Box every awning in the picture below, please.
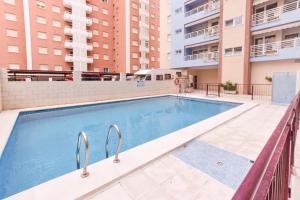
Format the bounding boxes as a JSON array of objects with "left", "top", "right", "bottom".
[
  {"left": 134, "top": 70, "right": 152, "bottom": 75},
  {"left": 253, "top": 0, "right": 272, "bottom": 6}
]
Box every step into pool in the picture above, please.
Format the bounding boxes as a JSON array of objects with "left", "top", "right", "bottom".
[{"left": 0, "top": 96, "right": 240, "bottom": 198}]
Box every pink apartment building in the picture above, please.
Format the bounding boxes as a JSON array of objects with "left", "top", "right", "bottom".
[{"left": 0, "top": 0, "right": 160, "bottom": 73}]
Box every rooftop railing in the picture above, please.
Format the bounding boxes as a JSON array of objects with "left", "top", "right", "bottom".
[
  {"left": 184, "top": 51, "right": 219, "bottom": 62},
  {"left": 185, "top": 0, "right": 220, "bottom": 17},
  {"left": 252, "top": 0, "right": 300, "bottom": 26},
  {"left": 185, "top": 25, "right": 219, "bottom": 39},
  {"left": 251, "top": 38, "right": 300, "bottom": 57},
  {"left": 233, "top": 91, "right": 300, "bottom": 199}
]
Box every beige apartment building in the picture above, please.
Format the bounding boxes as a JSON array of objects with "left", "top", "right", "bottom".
[
  {"left": 171, "top": 0, "right": 300, "bottom": 86},
  {"left": 0, "top": 0, "right": 160, "bottom": 73}
]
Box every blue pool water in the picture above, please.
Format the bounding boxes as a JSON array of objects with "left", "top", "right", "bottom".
[{"left": 0, "top": 96, "right": 239, "bottom": 198}]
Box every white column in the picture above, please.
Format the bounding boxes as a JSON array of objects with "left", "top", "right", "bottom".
[
  {"left": 23, "top": 0, "right": 33, "bottom": 70},
  {"left": 125, "top": 0, "right": 131, "bottom": 73}
]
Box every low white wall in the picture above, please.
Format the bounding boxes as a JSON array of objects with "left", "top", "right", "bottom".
[{"left": 1, "top": 71, "right": 178, "bottom": 110}]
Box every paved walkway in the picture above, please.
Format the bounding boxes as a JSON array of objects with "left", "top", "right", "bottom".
[{"left": 85, "top": 102, "right": 286, "bottom": 200}]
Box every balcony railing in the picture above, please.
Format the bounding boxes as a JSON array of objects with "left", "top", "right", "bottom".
[
  {"left": 233, "top": 91, "right": 300, "bottom": 199},
  {"left": 185, "top": 0, "right": 220, "bottom": 17},
  {"left": 185, "top": 25, "right": 219, "bottom": 39},
  {"left": 252, "top": 0, "right": 300, "bottom": 26},
  {"left": 184, "top": 51, "right": 219, "bottom": 62},
  {"left": 251, "top": 38, "right": 300, "bottom": 57}
]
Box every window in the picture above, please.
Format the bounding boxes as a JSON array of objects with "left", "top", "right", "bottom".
[
  {"left": 38, "top": 47, "right": 48, "bottom": 54},
  {"left": 93, "top": 18, "right": 99, "bottom": 24},
  {"left": 4, "top": 0, "right": 15, "bottom": 5},
  {"left": 132, "top": 53, "right": 138, "bottom": 58},
  {"left": 102, "top": 0, "right": 108, "bottom": 3},
  {"left": 7, "top": 45, "right": 19, "bottom": 53},
  {"left": 225, "top": 46, "right": 243, "bottom": 56},
  {"left": 132, "top": 16, "right": 138, "bottom": 22},
  {"left": 225, "top": 48, "right": 233, "bottom": 56},
  {"left": 36, "top": 16, "right": 46, "bottom": 24},
  {"left": 132, "top": 41, "right": 138, "bottom": 46},
  {"left": 54, "top": 65, "right": 62, "bottom": 71},
  {"left": 132, "top": 28, "right": 138, "bottom": 34},
  {"left": 93, "top": 54, "right": 99, "bottom": 59},
  {"left": 175, "top": 29, "right": 182, "bottom": 34},
  {"left": 39, "top": 64, "right": 48, "bottom": 71},
  {"left": 102, "top": 9, "right": 108, "bottom": 15},
  {"left": 93, "top": 5, "right": 99, "bottom": 11},
  {"left": 225, "top": 16, "right": 243, "bottom": 27},
  {"left": 104, "top": 68, "right": 109, "bottom": 73},
  {"left": 37, "top": 32, "right": 47, "bottom": 40},
  {"left": 52, "top": 20, "right": 61, "bottom": 27},
  {"left": 225, "top": 19, "right": 234, "bottom": 27},
  {"left": 93, "top": 30, "right": 99, "bottom": 36},
  {"left": 53, "top": 35, "right": 62, "bottom": 42},
  {"left": 36, "top": 1, "right": 46, "bottom": 9},
  {"left": 175, "top": 49, "right": 182, "bottom": 54},
  {"left": 103, "top": 44, "right": 109, "bottom": 49},
  {"left": 103, "top": 55, "right": 109, "bottom": 60},
  {"left": 102, "top": 20, "right": 109, "bottom": 26},
  {"left": 93, "top": 42, "right": 99, "bottom": 47},
  {"left": 94, "top": 68, "right": 100, "bottom": 72},
  {"left": 52, "top": 6, "right": 60, "bottom": 13},
  {"left": 53, "top": 49, "right": 62, "bottom": 56},
  {"left": 5, "top": 13, "right": 16, "bottom": 21},
  {"left": 132, "top": 3, "right": 138, "bottom": 9},
  {"left": 6, "top": 29, "right": 17, "bottom": 37},
  {"left": 103, "top": 32, "right": 109, "bottom": 37},
  {"left": 234, "top": 47, "right": 243, "bottom": 55},
  {"left": 8, "top": 64, "right": 20, "bottom": 69},
  {"left": 175, "top": 7, "right": 182, "bottom": 13}
]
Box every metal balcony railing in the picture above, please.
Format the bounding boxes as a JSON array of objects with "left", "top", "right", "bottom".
[
  {"left": 251, "top": 38, "right": 300, "bottom": 57},
  {"left": 252, "top": 0, "right": 300, "bottom": 26},
  {"left": 185, "top": 25, "right": 219, "bottom": 39},
  {"left": 184, "top": 51, "right": 219, "bottom": 62},
  {"left": 185, "top": 0, "right": 220, "bottom": 17}
]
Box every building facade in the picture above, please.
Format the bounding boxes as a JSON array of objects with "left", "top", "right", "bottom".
[
  {"left": 0, "top": 0, "right": 160, "bottom": 73},
  {"left": 159, "top": 0, "right": 172, "bottom": 69},
  {"left": 171, "top": 0, "right": 300, "bottom": 85}
]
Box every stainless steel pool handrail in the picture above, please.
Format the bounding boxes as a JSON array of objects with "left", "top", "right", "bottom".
[
  {"left": 105, "top": 124, "right": 122, "bottom": 163},
  {"left": 76, "top": 131, "right": 90, "bottom": 178}
]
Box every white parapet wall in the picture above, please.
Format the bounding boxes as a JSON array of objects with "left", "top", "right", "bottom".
[{"left": 1, "top": 71, "right": 178, "bottom": 110}]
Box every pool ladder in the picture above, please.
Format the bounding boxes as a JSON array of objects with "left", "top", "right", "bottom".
[{"left": 75, "top": 124, "right": 123, "bottom": 178}]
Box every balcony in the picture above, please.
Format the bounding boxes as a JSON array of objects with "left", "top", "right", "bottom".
[
  {"left": 64, "top": 11, "right": 72, "bottom": 22},
  {"left": 86, "top": 4, "right": 93, "bottom": 14},
  {"left": 252, "top": 1, "right": 300, "bottom": 31},
  {"left": 182, "top": 52, "right": 219, "bottom": 68},
  {"left": 64, "top": 41, "right": 73, "bottom": 49},
  {"left": 184, "top": 0, "right": 220, "bottom": 24},
  {"left": 87, "top": 44, "right": 93, "bottom": 51},
  {"left": 184, "top": 25, "right": 219, "bottom": 46},
  {"left": 86, "top": 18, "right": 93, "bottom": 26},
  {"left": 64, "top": 27, "right": 73, "bottom": 36},
  {"left": 87, "top": 57, "right": 93, "bottom": 64},
  {"left": 63, "top": 0, "right": 72, "bottom": 8},
  {"left": 65, "top": 55, "right": 73, "bottom": 62},
  {"left": 250, "top": 38, "right": 300, "bottom": 62}
]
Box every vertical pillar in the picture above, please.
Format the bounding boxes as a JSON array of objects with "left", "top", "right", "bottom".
[
  {"left": 23, "top": 0, "right": 33, "bottom": 70},
  {"left": 73, "top": 71, "right": 82, "bottom": 82}
]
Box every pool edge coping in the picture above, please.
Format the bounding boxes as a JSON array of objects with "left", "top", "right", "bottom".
[{"left": 1, "top": 94, "right": 257, "bottom": 200}]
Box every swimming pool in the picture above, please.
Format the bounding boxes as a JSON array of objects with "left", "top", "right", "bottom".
[{"left": 0, "top": 96, "right": 239, "bottom": 198}]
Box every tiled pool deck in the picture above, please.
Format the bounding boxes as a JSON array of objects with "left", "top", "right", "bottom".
[{"left": 86, "top": 96, "right": 287, "bottom": 200}]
